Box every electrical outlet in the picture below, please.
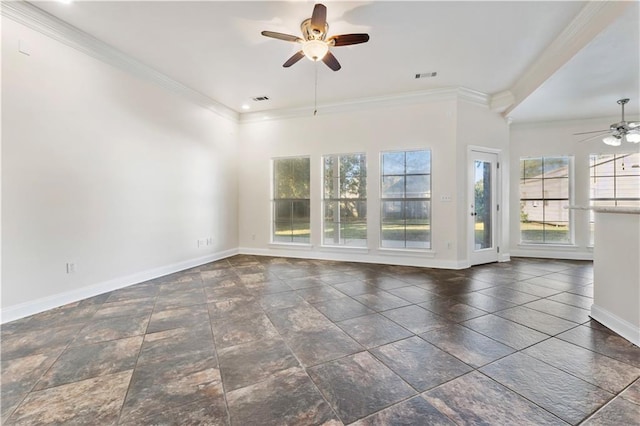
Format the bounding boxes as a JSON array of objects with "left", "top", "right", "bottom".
[
  {"left": 66, "top": 262, "right": 76, "bottom": 274},
  {"left": 441, "top": 195, "right": 452, "bottom": 202},
  {"left": 251, "top": 234, "right": 256, "bottom": 241},
  {"left": 197, "top": 239, "right": 207, "bottom": 248},
  {"left": 206, "top": 237, "right": 213, "bottom": 246}
]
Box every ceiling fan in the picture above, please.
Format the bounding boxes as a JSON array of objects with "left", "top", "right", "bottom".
[
  {"left": 261, "top": 3, "right": 369, "bottom": 71},
  {"left": 575, "top": 99, "right": 640, "bottom": 146}
]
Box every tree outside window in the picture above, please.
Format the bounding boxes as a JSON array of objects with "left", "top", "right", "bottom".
[
  {"left": 380, "top": 150, "right": 431, "bottom": 249},
  {"left": 272, "top": 157, "right": 310, "bottom": 243}
]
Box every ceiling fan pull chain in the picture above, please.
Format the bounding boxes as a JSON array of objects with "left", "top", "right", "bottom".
[{"left": 314, "top": 63, "right": 318, "bottom": 116}]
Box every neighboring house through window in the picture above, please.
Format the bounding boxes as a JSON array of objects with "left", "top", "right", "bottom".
[
  {"left": 589, "top": 153, "right": 640, "bottom": 245},
  {"left": 519, "top": 156, "right": 572, "bottom": 244}
]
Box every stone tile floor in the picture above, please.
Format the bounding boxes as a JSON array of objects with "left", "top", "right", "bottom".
[{"left": 1, "top": 255, "right": 639, "bottom": 425}]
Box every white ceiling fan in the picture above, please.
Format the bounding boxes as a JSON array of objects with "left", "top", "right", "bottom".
[{"left": 575, "top": 99, "right": 640, "bottom": 146}]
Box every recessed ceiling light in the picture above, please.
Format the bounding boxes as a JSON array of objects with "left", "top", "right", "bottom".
[
  {"left": 241, "top": 104, "right": 250, "bottom": 110},
  {"left": 58, "top": 0, "right": 73, "bottom": 4}
]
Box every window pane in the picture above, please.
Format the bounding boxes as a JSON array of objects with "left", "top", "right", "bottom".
[
  {"left": 591, "top": 177, "right": 615, "bottom": 199},
  {"left": 589, "top": 153, "right": 640, "bottom": 249},
  {"left": 324, "top": 201, "right": 338, "bottom": 223},
  {"left": 382, "top": 176, "right": 405, "bottom": 198},
  {"left": 324, "top": 157, "right": 336, "bottom": 199},
  {"left": 544, "top": 177, "right": 569, "bottom": 199},
  {"left": 273, "top": 222, "right": 293, "bottom": 242},
  {"left": 521, "top": 222, "right": 544, "bottom": 244},
  {"left": 382, "top": 152, "right": 405, "bottom": 175},
  {"left": 275, "top": 157, "right": 310, "bottom": 199},
  {"left": 291, "top": 200, "right": 310, "bottom": 220},
  {"left": 382, "top": 201, "right": 404, "bottom": 221},
  {"left": 341, "top": 200, "right": 366, "bottom": 221},
  {"left": 341, "top": 221, "right": 367, "bottom": 246},
  {"left": 544, "top": 200, "right": 569, "bottom": 223},
  {"left": 406, "top": 175, "right": 430, "bottom": 198},
  {"left": 381, "top": 150, "right": 431, "bottom": 249},
  {"left": 323, "top": 153, "right": 367, "bottom": 247},
  {"left": 544, "top": 222, "right": 570, "bottom": 244},
  {"left": 543, "top": 157, "right": 568, "bottom": 177},
  {"left": 519, "top": 156, "right": 572, "bottom": 245},
  {"left": 522, "top": 158, "right": 543, "bottom": 178},
  {"left": 406, "top": 225, "right": 430, "bottom": 249},
  {"left": 406, "top": 150, "right": 430, "bottom": 174},
  {"left": 616, "top": 153, "right": 640, "bottom": 176},
  {"left": 340, "top": 174, "right": 364, "bottom": 198},
  {"left": 291, "top": 222, "right": 310, "bottom": 243},
  {"left": 617, "top": 176, "right": 640, "bottom": 199},
  {"left": 274, "top": 201, "right": 291, "bottom": 222},
  {"left": 405, "top": 200, "right": 429, "bottom": 222},
  {"left": 292, "top": 158, "right": 311, "bottom": 197},
  {"left": 520, "top": 178, "right": 543, "bottom": 199},
  {"left": 273, "top": 157, "right": 310, "bottom": 243},
  {"left": 381, "top": 222, "right": 406, "bottom": 248}
]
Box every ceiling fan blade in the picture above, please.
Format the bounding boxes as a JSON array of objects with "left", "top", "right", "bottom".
[
  {"left": 261, "top": 31, "right": 303, "bottom": 43},
  {"left": 577, "top": 132, "right": 610, "bottom": 143},
  {"left": 283, "top": 51, "right": 305, "bottom": 67},
  {"left": 573, "top": 129, "right": 609, "bottom": 135},
  {"left": 322, "top": 51, "right": 341, "bottom": 71},
  {"left": 310, "top": 3, "right": 327, "bottom": 33},
  {"left": 329, "top": 33, "right": 370, "bottom": 46}
]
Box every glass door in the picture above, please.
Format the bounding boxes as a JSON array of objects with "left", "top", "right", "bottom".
[{"left": 469, "top": 150, "right": 499, "bottom": 265}]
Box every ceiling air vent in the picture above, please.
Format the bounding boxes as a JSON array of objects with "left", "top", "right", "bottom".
[
  {"left": 252, "top": 96, "right": 270, "bottom": 101},
  {"left": 415, "top": 72, "right": 437, "bottom": 79}
]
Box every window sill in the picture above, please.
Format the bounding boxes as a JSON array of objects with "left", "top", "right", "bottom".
[
  {"left": 517, "top": 243, "right": 578, "bottom": 250},
  {"left": 319, "top": 246, "right": 370, "bottom": 254},
  {"left": 268, "top": 243, "right": 313, "bottom": 250},
  {"left": 377, "top": 248, "right": 436, "bottom": 258}
]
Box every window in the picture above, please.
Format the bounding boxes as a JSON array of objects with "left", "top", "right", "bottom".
[
  {"left": 519, "top": 156, "right": 571, "bottom": 244},
  {"left": 323, "top": 153, "right": 367, "bottom": 247},
  {"left": 380, "top": 150, "right": 431, "bottom": 249},
  {"left": 589, "top": 153, "right": 640, "bottom": 244},
  {"left": 272, "top": 157, "right": 310, "bottom": 243}
]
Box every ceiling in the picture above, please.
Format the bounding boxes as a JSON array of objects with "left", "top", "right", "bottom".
[{"left": 28, "top": 1, "right": 640, "bottom": 122}]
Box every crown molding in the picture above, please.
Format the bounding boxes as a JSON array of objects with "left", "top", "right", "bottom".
[
  {"left": 240, "top": 87, "right": 489, "bottom": 123},
  {"left": 2, "top": 1, "right": 240, "bottom": 122},
  {"left": 504, "top": 0, "right": 632, "bottom": 117}
]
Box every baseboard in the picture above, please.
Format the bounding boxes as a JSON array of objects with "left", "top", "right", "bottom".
[
  {"left": 590, "top": 304, "right": 640, "bottom": 347},
  {"left": 239, "top": 247, "right": 469, "bottom": 270},
  {"left": 0, "top": 248, "right": 239, "bottom": 324}
]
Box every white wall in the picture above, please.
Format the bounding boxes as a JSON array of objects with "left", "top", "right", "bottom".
[
  {"left": 1, "top": 18, "right": 239, "bottom": 320},
  {"left": 592, "top": 210, "right": 640, "bottom": 346},
  {"left": 509, "top": 117, "right": 640, "bottom": 259},
  {"left": 238, "top": 96, "right": 509, "bottom": 268}
]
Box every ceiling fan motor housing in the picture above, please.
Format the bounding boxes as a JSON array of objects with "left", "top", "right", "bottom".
[{"left": 301, "top": 19, "right": 328, "bottom": 41}]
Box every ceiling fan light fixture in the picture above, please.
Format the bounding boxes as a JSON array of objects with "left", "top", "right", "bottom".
[
  {"left": 625, "top": 133, "right": 640, "bottom": 143},
  {"left": 603, "top": 135, "right": 622, "bottom": 146},
  {"left": 302, "top": 40, "right": 329, "bottom": 61}
]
